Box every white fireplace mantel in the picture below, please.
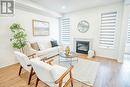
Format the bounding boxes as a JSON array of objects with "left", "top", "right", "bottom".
[{"left": 73, "top": 38, "right": 93, "bottom": 52}]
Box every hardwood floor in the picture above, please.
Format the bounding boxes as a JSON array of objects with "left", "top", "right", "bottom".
[{"left": 0, "top": 54, "right": 130, "bottom": 87}]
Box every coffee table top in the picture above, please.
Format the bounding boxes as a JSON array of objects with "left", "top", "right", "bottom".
[{"left": 59, "top": 52, "right": 78, "bottom": 58}]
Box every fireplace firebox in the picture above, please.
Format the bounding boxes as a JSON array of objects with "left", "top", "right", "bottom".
[{"left": 76, "top": 41, "right": 89, "bottom": 54}]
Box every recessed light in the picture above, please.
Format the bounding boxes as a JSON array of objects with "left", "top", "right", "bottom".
[{"left": 62, "top": 6, "right": 66, "bottom": 9}]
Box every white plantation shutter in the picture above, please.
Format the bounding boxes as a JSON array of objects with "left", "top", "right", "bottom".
[
  {"left": 60, "top": 18, "right": 70, "bottom": 43},
  {"left": 127, "top": 18, "right": 130, "bottom": 43},
  {"left": 99, "top": 12, "right": 117, "bottom": 48}
]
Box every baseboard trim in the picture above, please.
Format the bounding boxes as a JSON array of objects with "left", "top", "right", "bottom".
[
  {"left": 0, "top": 62, "right": 18, "bottom": 69},
  {"left": 96, "top": 56, "right": 118, "bottom": 61}
]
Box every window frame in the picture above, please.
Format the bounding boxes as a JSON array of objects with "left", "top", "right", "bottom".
[
  {"left": 99, "top": 11, "right": 117, "bottom": 49},
  {"left": 59, "top": 18, "right": 70, "bottom": 44}
]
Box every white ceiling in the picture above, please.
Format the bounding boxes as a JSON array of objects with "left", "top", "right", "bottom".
[
  {"left": 125, "top": 0, "right": 130, "bottom": 4},
  {"left": 30, "top": 0, "right": 123, "bottom": 14}
]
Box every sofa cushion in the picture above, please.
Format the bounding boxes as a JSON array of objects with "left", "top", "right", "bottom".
[
  {"left": 37, "top": 47, "right": 59, "bottom": 57},
  {"left": 38, "top": 43, "right": 46, "bottom": 50},
  {"left": 31, "top": 42, "right": 40, "bottom": 51},
  {"left": 51, "top": 40, "right": 58, "bottom": 47}
]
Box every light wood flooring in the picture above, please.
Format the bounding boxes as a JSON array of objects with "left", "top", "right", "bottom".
[{"left": 0, "top": 54, "right": 130, "bottom": 87}]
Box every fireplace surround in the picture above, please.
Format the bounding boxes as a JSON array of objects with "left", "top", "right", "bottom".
[
  {"left": 73, "top": 38, "right": 93, "bottom": 54},
  {"left": 76, "top": 41, "right": 89, "bottom": 54}
]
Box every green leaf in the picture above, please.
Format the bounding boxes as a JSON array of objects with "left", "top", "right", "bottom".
[{"left": 9, "top": 23, "right": 27, "bottom": 49}]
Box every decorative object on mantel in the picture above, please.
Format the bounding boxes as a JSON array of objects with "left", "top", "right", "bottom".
[
  {"left": 32, "top": 20, "right": 49, "bottom": 36},
  {"left": 88, "top": 50, "right": 96, "bottom": 58},
  {"left": 10, "top": 23, "right": 27, "bottom": 53},
  {"left": 65, "top": 46, "right": 70, "bottom": 56},
  {"left": 77, "top": 20, "right": 89, "bottom": 33}
]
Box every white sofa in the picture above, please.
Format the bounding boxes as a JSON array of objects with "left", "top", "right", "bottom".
[{"left": 25, "top": 41, "right": 61, "bottom": 59}]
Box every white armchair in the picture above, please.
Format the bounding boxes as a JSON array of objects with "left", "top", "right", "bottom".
[
  {"left": 14, "top": 51, "right": 36, "bottom": 85},
  {"left": 30, "top": 58, "right": 73, "bottom": 87}
]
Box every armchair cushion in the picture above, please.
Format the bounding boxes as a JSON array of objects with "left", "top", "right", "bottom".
[
  {"left": 15, "top": 51, "right": 31, "bottom": 66},
  {"left": 51, "top": 65, "right": 67, "bottom": 81},
  {"left": 14, "top": 51, "right": 31, "bottom": 72},
  {"left": 30, "top": 58, "right": 72, "bottom": 87}
]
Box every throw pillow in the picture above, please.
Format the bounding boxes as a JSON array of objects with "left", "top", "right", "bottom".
[
  {"left": 51, "top": 40, "right": 58, "bottom": 47},
  {"left": 31, "top": 42, "right": 40, "bottom": 51}
]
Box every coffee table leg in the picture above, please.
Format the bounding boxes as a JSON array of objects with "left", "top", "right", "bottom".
[
  {"left": 70, "top": 58, "right": 72, "bottom": 65},
  {"left": 58, "top": 56, "right": 60, "bottom": 64}
]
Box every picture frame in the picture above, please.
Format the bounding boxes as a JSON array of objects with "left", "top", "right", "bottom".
[{"left": 32, "top": 20, "right": 49, "bottom": 36}]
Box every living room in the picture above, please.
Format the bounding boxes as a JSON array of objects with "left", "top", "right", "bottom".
[{"left": 0, "top": 0, "right": 130, "bottom": 87}]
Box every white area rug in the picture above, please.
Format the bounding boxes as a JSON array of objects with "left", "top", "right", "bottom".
[{"left": 53, "top": 58, "right": 100, "bottom": 86}]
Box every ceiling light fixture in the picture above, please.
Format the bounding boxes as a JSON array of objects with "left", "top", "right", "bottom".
[{"left": 62, "top": 6, "right": 67, "bottom": 9}]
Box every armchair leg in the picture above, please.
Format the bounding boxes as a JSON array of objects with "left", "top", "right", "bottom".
[
  {"left": 71, "top": 79, "right": 73, "bottom": 87},
  {"left": 28, "top": 67, "right": 33, "bottom": 85},
  {"left": 35, "top": 77, "right": 40, "bottom": 87},
  {"left": 19, "top": 65, "right": 22, "bottom": 76},
  {"left": 59, "top": 80, "right": 63, "bottom": 87},
  {"left": 70, "top": 71, "right": 73, "bottom": 87}
]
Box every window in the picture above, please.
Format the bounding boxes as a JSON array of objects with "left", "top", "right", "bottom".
[
  {"left": 60, "top": 18, "right": 70, "bottom": 43},
  {"left": 127, "top": 17, "right": 130, "bottom": 43},
  {"left": 99, "top": 12, "right": 117, "bottom": 48}
]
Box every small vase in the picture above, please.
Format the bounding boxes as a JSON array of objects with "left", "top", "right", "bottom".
[{"left": 65, "top": 46, "right": 70, "bottom": 56}]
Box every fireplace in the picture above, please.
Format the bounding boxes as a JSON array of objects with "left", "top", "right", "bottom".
[{"left": 76, "top": 41, "right": 89, "bottom": 54}]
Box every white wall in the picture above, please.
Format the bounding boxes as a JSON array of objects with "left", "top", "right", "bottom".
[
  {"left": 0, "top": 9, "right": 59, "bottom": 68},
  {"left": 118, "top": 4, "right": 130, "bottom": 62},
  {"left": 64, "top": 3, "right": 123, "bottom": 59}
]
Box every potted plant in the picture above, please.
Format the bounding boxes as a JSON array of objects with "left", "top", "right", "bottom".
[{"left": 10, "top": 23, "right": 27, "bottom": 53}]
